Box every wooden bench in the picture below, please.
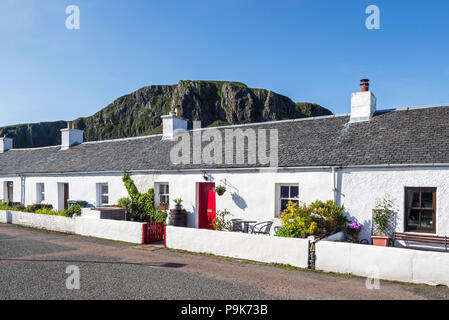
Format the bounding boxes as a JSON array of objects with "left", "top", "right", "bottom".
[{"left": 392, "top": 232, "right": 448, "bottom": 252}]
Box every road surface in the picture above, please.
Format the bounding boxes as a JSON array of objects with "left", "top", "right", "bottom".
[{"left": 0, "top": 224, "right": 448, "bottom": 300}]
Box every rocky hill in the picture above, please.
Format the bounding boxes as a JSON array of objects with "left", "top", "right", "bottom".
[{"left": 0, "top": 80, "right": 332, "bottom": 148}]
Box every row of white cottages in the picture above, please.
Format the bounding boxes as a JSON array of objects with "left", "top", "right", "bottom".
[{"left": 1, "top": 83, "right": 448, "bottom": 241}]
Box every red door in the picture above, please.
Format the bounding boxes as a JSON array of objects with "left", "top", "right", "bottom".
[{"left": 198, "top": 182, "right": 216, "bottom": 229}]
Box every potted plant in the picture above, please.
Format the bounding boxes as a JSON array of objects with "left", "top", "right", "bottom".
[
  {"left": 346, "top": 221, "right": 363, "bottom": 243},
  {"left": 157, "top": 202, "right": 169, "bottom": 210},
  {"left": 173, "top": 198, "right": 183, "bottom": 210},
  {"left": 118, "top": 197, "right": 133, "bottom": 221},
  {"left": 214, "top": 186, "right": 226, "bottom": 196},
  {"left": 372, "top": 197, "right": 394, "bottom": 246}
]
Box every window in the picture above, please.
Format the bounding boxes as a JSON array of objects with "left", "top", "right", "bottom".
[
  {"left": 405, "top": 187, "right": 436, "bottom": 233},
  {"left": 5, "top": 181, "right": 13, "bottom": 202},
  {"left": 277, "top": 184, "right": 299, "bottom": 216},
  {"left": 158, "top": 183, "right": 169, "bottom": 205},
  {"left": 98, "top": 183, "right": 109, "bottom": 206},
  {"left": 36, "top": 183, "right": 45, "bottom": 203}
]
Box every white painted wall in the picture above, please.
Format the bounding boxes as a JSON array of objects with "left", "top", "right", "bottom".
[
  {"left": 166, "top": 226, "right": 310, "bottom": 268},
  {"left": 0, "top": 169, "right": 332, "bottom": 228},
  {"left": 75, "top": 216, "right": 145, "bottom": 244},
  {"left": 0, "top": 210, "right": 76, "bottom": 233},
  {"left": 338, "top": 167, "right": 449, "bottom": 240},
  {"left": 315, "top": 240, "right": 449, "bottom": 287},
  {"left": 20, "top": 174, "right": 128, "bottom": 211},
  {"left": 0, "top": 176, "right": 21, "bottom": 203},
  {"left": 131, "top": 169, "right": 333, "bottom": 229},
  {"left": 0, "top": 210, "right": 146, "bottom": 244},
  {"left": 2, "top": 166, "right": 449, "bottom": 243}
]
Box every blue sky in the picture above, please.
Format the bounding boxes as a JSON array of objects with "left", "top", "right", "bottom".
[{"left": 1, "top": 0, "right": 449, "bottom": 126}]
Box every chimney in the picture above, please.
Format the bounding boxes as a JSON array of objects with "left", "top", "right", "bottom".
[
  {"left": 350, "top": 79, "right": 377, "bottom": 123},
  {"left": 0, "top": 136, "right": 13, "bottom": 153},
  {"left": 60, "top": 122, "right": 84, "bottom": 150},
  {"left": 161, "top": 106, "right": 188, "bottom": 140}
]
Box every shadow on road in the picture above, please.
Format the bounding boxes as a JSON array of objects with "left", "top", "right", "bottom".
[{"left": 0, "top": 258, "right": 186, "bottom": 268}]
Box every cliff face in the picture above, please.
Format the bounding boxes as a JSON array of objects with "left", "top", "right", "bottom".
[{"left": 0, "top": 80, "right": 332, "bottom": 148}]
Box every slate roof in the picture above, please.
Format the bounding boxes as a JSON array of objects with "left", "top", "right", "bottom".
[{"left": 1, "top": 105, "right": 449, "bottom": 175}]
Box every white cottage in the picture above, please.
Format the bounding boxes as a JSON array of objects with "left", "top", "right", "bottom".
[{"left": 0, "top": 81, "right": 448, "bottom": 242}]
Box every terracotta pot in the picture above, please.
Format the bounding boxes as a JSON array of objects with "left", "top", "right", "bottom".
[
  {"left": 157, "top": 205, "right": 168, "bottom": 210},
  {"left": 372, "top": 236, "right": 389, "bottom": 246}
]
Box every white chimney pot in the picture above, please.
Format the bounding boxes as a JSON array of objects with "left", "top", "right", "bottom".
[
  {"left": 61, "top": 128, "right": 84, "bottom": 150},
  {"left": 0, "top": 137, "right": 13, "bottom": 153},
  {"left": 161, "top": 114, "right": 187, "bottom": 140},
  {"left": 350, "top": 91, "right": 377, "bottom": 123}
]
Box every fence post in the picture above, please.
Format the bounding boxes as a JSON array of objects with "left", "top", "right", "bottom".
[{"left": 142, "top": 222, "right": 149, "bottom": 244}]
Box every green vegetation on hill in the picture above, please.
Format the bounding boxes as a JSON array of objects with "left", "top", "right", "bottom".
[{"left": 0, "top": 80, "right": 333, "bottom": 148}]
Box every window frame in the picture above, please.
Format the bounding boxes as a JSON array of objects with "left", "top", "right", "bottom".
[
  {"left": 157, "top": 183, "right": 169, "bottom": 207},
  {"left": 97, "top": 183, "right": 109, "bottom": 207},
  {"left": 36, "top": 183, "right": 45, "bottom": 203},
  {"left": 404, "top": 187, "right": 436, "bottom": 234},
  {"left": 276, "top": 184, "right": 299, "bottom": 217}
]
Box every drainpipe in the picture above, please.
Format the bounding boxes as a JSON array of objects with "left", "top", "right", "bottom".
[
  {"left": 332, "top": 167, "right": 337, "bottom": 203},
  {"left": 20, "top": 175, "right": 26, "bottom": 205}
]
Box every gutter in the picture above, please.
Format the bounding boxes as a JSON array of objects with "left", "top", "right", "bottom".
[
  {"left": 2, "top": 162, "right": 449, "bottom": 177},
  {"left": 332, "top": 167, "right": 337, "bottom": 203}
]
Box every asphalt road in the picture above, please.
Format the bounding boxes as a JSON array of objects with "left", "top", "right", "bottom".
[{"left": 1, "top": 224, "right": 448, "bottom": 300}]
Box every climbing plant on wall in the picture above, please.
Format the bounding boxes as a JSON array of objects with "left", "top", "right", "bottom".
[{"left": 122, "top": 174, "right": 166, "bottom": 222}]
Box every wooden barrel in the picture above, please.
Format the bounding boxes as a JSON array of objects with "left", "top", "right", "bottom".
[{"left": 168, "top": 209, "right": 187, "bottom": 227}]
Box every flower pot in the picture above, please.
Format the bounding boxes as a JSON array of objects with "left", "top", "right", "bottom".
[
  {"left": 372, "top": 236, "right": 389, "bottom": 246},
  {"left": 157, "top": 205, "right": 168, "bottom": 211},
  {"left": 214, "top": 186, "right": 226, "bottom": 196}
]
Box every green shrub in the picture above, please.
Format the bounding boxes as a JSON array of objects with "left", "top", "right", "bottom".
[
  {"left": 373, "top": 197, "right": 394, "bottom": 236},
  {"left": 64, "top": 204, "right": 82, "bottom": 217},
  {"left": 173, "top": 198, "right": 183, "bottom": 207},
  {"left": 151, "top": 210, "right": 168, "bottom": 223},
  {"left": 35, "top": 208, "right": 65, "bottom": 216},
  {"left": 275, "top": 200, "right": 348, "bottom": 239},
  {"left": 0, "top": 200, "right": 10, "bottom": 210},
  {"left": 121, "top": 174, "right": 160, "bottom": 221},
  {"left": 122, "top": 174, "right": 140, "bottom": 201},
  {"left": 117, "top": 197, "right": 132, "bottom": 213},
  {"left": 26, "top": 204, "right": 53, "bottom": 213},
  {"left": 12, "top": 205, "right": 26, "bottom": 211},
  {"left": 211, "top": 209, "right": 231, "bottom": 231},
  {"left": 309, "top": 200, "right": 348, "bottom": 235},
  {"left": 275, "top": 202, "right": 317, "bottom": 238}
]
